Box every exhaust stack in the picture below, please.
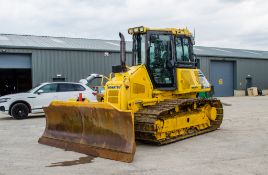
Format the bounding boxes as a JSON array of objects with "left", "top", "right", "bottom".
[{"left": 119, "top": 32, "right": 127, "bottom": 72}]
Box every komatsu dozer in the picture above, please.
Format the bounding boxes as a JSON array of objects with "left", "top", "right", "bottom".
[{"left": 39, "top": 26, "right": 223, "bottom": 163}]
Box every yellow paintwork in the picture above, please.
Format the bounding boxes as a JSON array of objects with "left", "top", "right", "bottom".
[
  {"left": 176, "top": 68, "right": 210, "bottom": 94},
  {"left": 104, "top": 65, "right": 210, "bottom": 112}
]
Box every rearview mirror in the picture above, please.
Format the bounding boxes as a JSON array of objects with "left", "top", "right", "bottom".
[{"left": 37, "top": 89, "right": 44, "bottom": 94}]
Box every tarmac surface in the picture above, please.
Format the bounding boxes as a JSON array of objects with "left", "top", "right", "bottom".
[{"left": 0, "top": 96, "right": 267, "bottom": 175}]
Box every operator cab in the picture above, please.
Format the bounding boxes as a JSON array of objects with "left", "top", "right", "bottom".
[{"left": 129, "top": 26, "right": 196, "bottom": 89}]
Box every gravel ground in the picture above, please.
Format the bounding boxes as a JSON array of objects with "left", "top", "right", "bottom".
[{"left": 0, "top": 96, "right": 267, "bottom": 175}]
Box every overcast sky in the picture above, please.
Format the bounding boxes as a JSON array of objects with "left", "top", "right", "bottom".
[{"left": 0, "top": 0, "right": 267, "bottom": 50}]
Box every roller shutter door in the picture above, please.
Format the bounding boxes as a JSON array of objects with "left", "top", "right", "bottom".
[{"left": 0, "top": 54, "right": 31, "bottom": 68}]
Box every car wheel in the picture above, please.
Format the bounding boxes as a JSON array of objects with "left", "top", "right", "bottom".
[{"left": 10, "top": 103, "right": 29, "bottom": 120}]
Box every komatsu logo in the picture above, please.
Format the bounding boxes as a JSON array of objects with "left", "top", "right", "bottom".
[{"left": 108, "top": 86, "right": 121, "bottom": 89}]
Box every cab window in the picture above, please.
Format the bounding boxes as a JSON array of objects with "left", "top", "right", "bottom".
[
  {"left": 176, "top": 37, "right": 190, "bottom": 62},
  {"left": 134, "top": 34, "right": 146, "bottom": 65}
]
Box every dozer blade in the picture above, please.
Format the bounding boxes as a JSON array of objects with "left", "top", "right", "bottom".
[{"left": 38, "top": 101, "right": 136, "bottom": 163}]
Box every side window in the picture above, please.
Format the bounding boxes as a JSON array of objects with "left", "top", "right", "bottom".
[
  {"left": 176, "top": 37, "right": 190, "bottom": 62},
  {"left": 176, "top": 38, "right": 183, "bottom": 61},
  {"left": 183, "top": 38, "right": 190, "bottom": 61},
  {"left": 36, "top": 84, "right": 57, "bottom": 93},
  {"left": 136, "top": 34, "right": 146, "bottom": 65},
  {"left": 73, "top": 84, "right": 86, "bottom": 91},
  {"left": 58, "top": 84, "right": 75, "bottom": 92}
]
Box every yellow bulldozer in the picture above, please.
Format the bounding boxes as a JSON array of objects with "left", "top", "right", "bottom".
[{"left": 39, "top": 26, "right": 223, "bottom": 163}]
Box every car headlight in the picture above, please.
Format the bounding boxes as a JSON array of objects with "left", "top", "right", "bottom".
[{"left": 0, "top": 98, "right": 11, "bottom": 103}]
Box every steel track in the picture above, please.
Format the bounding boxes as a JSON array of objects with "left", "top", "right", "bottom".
[{"left": 134, "top": 98, "right": 223, "bottom": 145}]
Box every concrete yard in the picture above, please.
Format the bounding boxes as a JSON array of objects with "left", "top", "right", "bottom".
[{"left": 0, "top": 96, "right": 267, "bottom": 175}]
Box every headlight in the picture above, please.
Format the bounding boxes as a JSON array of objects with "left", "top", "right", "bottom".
[
  {"left": 0, "top": 98, "right": 11, "bottom": 103},
  {"left": 128, "top": 28, "right": 134, "bottom": 34}
]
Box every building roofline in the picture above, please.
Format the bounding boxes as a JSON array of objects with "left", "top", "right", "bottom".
[
  {"left": 196, "top": 53, "right": 268, "bottom": 60},
  {"left": 0, "top": 45, "right": 132, "bottom": 53},
  {"left": 0, "top": 33, "right": 130, "bottom": 43},
  {"left": 1, "top": 33, "right": 268, "bottom": 59}
]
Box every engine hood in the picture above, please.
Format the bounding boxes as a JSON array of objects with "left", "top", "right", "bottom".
[{"left": 0, "top": 93, "right": 31, "bottom": 99}]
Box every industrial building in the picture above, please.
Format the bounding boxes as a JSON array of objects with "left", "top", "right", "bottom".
[{"left": 0, "top": 34, "right": 268, "bottom": 97}]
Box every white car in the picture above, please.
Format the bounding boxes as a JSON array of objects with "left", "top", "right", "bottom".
[{"left": 0, "top": 82, "right": 97, "bottom": 119}]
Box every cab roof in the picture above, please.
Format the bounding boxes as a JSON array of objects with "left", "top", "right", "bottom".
[{"left": 128, "top": 26, "right": 193, "bottom": 36}]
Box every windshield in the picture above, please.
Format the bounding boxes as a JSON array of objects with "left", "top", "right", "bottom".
[{"left": 27, "top": 84, "right": 42, "bottom": 93}]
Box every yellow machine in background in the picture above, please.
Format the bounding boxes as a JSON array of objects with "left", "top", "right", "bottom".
[{"left": 39, "top": 26, "right": 223, "bottom": 163}]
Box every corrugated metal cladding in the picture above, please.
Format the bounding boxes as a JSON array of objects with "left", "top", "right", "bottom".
[
  {"left": 0, "top": 48, "right": 131, "bottom": 86},
  {"left": 197, "top": 55, "right": 268, "bottom": 90},
  {"left": 32, "top": 50, "right": 132, "bottom": 86}
]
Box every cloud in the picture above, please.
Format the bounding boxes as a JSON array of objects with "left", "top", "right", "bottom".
[{"left": 0, "top": 0, "right": 267, "bottom": 50}]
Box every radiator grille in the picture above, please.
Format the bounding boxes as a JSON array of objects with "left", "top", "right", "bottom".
[
  {"left": 108, "top": 90, "right": 119, "bottom": 96},
  {"left": 107, "top": 90, "right": 119, "bottom": 104}
]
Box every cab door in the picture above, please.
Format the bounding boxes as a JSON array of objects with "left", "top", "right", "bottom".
[{"left": 146, "top": 32, "right": 176, "bottom": 90}]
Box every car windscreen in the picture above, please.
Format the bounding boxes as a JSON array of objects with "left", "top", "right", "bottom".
[{"left": 28, "top": 84, "right": 42, "bottom": 93}]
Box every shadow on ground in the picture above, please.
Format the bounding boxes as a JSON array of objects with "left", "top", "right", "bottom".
[{"left": 46, "top": 156, "right": 96, "bottom": 167}]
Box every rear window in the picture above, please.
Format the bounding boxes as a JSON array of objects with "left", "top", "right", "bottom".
[
  {"left": 73, "top": 84, "right": 86, "bottom": 91},
  {"left": 58, "top": 83, "right": 86, "bottom": 92},
  {"left": 58, "top": 84, "right": 75, "bottom": 92}
]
